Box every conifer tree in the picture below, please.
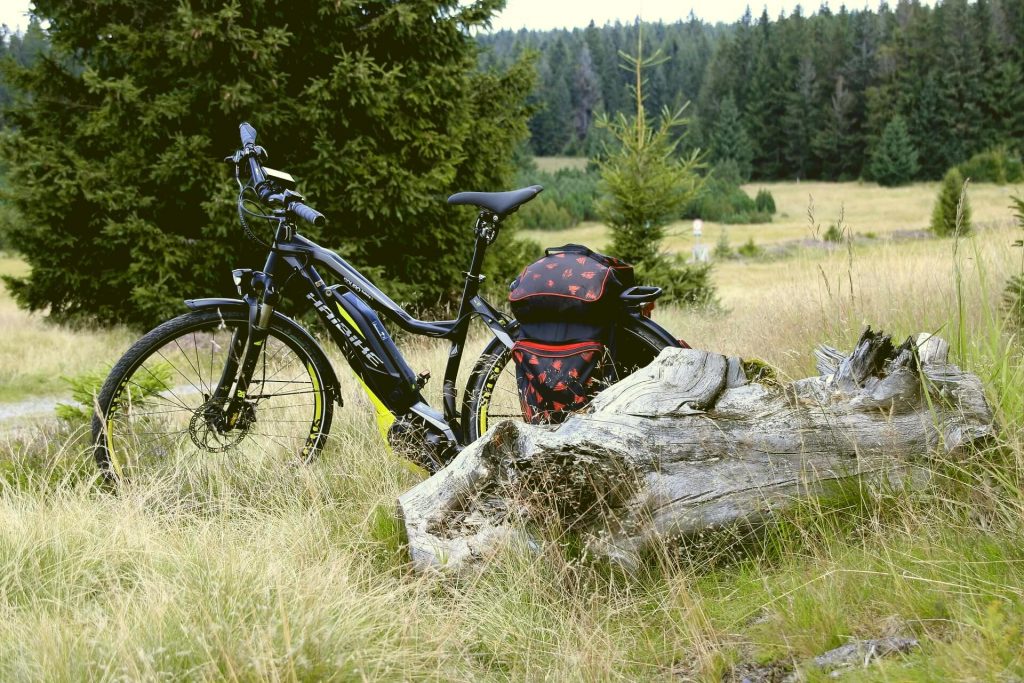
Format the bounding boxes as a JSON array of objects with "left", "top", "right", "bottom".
[
  {"left": 2, "top": 0, "right": 533, "bottom": 327},
  {"left": 931, "top": 169, "right": 972, "bottom": 237},
  {"left": 529, "top": 37, "right": 574, "bottom": 155},
  {"left": 869, "top": 115, "right": 920, "bottom": 186},
  {"left": 595, "top": 28, "right": 713, "bottom": 305},
  {"left": 813, "top": 76, "right": 860, "bottom": 180},
  {"left": 744, "top": 9, "right": 786, "bottom": 178},
  {"left": 570, "top": 44, "right": 602, "bottom": 146},
  {"left": 476, "top": 5, "right": 1024, "bottom": 183},
  {"left": 782, "top": 56, "right": 819, "bottom": 180},
  {"left": 0, "top": 19, "right": 46, "bottom": 124},
  {"left": 710, "top": 96, "right": 754, "bottom": 181}
]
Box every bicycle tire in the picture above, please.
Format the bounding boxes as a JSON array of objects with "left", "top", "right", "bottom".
[
  {"left": 461, "top": 315, "right": 680, "bottom": 443},
  {"left": 92, "top": 308, "right": 336, "bottom": 481}
]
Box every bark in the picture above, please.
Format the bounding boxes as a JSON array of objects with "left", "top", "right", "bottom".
[{"left": 398, "top": 329, "right": 995, "bottom": 571}]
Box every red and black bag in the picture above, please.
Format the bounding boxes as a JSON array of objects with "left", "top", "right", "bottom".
[
  {"left": 509, "top": 244, "right": 634, "bottom": 323},
  {"left": 511, "top": 341, "right": 607, "bottom": 424},
  {"left": 508, "top": 245, "right": 631, "bottom": 425}
]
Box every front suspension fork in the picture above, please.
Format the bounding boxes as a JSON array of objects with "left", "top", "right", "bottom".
[{"left": 210, "top": 271, "right": 277, "bottom": 430}]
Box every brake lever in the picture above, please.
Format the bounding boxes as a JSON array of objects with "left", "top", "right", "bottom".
[{"left": 225, "top": 145, "right": 269, "bottom": 165}]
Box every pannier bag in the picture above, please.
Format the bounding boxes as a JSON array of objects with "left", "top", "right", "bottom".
[
  {"left": 509, "top": 244, "right": 634, "bottom": 322},
  {"left": 508, "top": 244, "right": 633, "bottom": 425},
  {"left": 511, "top": 340, "right": 606, "bottom": 424}
]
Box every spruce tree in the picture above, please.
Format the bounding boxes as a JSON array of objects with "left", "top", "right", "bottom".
[
  {"left": 869, "top": 115, "right": 920, "bottom": 186},
  {"left": 570, "top": 44, "right": 602, "bottom": 147},
  {"left": 782, "top": 56, "right": 819, "bottom": 180},
  {"left": 2, "top": 0, "right": 533, "bottom": 327},
  {"left": 0, "top": 19, "right": 47, "bottom": 125},
  {"left": 595, "top": 29, "right": 713, "bottom": 306},
  {"left": 744, "top": 9, "right": 787, "bottom": 179},
  {"left": 930, "top": 168, "right": 972, "bottom": 237},
  {"left": 813, "top": 76, "right": 861, "bottom": 181},
  {"left": 477, "top": 5, "right": 1024, "bottom": 183},
  {"left": 529, "top": 37, "right": 574, "bottom": 155},
  {"left": 710, "top": 96, "right": 754, "bottom": 181}
]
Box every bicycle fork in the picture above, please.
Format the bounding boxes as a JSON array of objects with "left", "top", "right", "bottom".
[{"left": 206, "top": 267, "right": 278, "bottom": 431}]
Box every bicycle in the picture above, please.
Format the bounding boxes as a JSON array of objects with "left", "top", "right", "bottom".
[{"left": 91, "top": 123, "right": 682, "bottom": 480}]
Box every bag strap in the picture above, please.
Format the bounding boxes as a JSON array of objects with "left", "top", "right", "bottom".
[
  {"left": 544, "top": 243, "right": 632, "bottom": 272},
  {"left": 544, "top": 243, "right": 594, "bottom": 257}
]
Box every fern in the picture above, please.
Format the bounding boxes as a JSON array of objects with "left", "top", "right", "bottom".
[{"left": 56, "top": 363, "right": 173, "bottom": 424}]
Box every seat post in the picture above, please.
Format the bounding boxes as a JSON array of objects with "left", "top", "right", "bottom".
[{"left": 467, "top": 210, "right": 500, "bottom": 280}]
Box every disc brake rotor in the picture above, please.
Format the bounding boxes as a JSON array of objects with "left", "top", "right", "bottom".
[{"left": 188, "top": 398, "right": 256, "bottom": 453}]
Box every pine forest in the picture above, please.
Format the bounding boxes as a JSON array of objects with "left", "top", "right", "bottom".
[{"left": 480, "top": 0, "right": 1024, "bottom": 182}]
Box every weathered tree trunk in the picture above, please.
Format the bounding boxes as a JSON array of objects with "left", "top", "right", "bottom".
[{"left": 398, "top": 329, "right": 995, "bottom": 571}]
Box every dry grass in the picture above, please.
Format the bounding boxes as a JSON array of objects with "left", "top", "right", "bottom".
[
  {"left": 0, "top": 255, "right": 134, "bottom": 403},
  {"left": 533, "top": 156, "right": 589, "bottom": 173},
  {"left": 521, "top": 180, "right": 1024, "bottom": 254},
  {"left": 660, "top": 224, "right": 1020, "bottom": 378},
  {"left": 1, "top": 182, "right": 1023, "bottom": 680}
]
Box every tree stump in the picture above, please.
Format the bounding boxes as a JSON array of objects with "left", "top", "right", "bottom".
[{"left": 398, "top": 329, "right": 995, "bottom": 571}]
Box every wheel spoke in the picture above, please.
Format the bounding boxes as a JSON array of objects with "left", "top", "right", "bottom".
[
  {"left": 171, "top": 337, "right": 209, "bottom": 396},
  {"left": 248, "top": 389, "right": 317, "bottom": 399},
  {"left": 96, "top": 313, "right": 332, "bottom": 479}
]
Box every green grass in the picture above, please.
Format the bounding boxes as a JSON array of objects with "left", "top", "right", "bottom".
[{"left": 1, "top": 182, "right": 1023, "bottom": 679}]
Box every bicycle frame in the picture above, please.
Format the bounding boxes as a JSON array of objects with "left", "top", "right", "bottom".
[{"left": 219, "top": 214, "right": 515, "bottom": 453}]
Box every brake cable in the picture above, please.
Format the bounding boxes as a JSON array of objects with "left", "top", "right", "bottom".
[
  {"left": 237, "top": 186, "right": 278, "bottom": 249},
  {"left": 234, "top": 163, "right": 312, "bottom": 293},
  {"left": 233, "top": 160, "right": 279, "bottom": 248}
]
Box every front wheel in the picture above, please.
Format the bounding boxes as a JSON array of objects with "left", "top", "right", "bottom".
[
  {"left": 92, "top": 308, "right": 336, "bottom": 482},
  {"left": 461, "top": 316, "right": 681, "bottom": 443}
]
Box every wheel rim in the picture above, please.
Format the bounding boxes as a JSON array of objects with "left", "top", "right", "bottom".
[
  {"left": 475, "top": 347, "right": 521, "bottom": 437},
  {"left": 100, "top": 318, "right": 326, "bottom": 478}
]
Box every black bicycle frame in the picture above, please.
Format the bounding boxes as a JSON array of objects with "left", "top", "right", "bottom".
[{"left": 227, "top": 216, "right": 514, "bottom": 449}]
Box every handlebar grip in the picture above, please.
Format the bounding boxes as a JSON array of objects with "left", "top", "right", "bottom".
[
  {"left": 288, "top": 201, "right": 326, "bottom": 227},
  {"left": 239, "top": 122, "right": 258, "bottom": 147}
]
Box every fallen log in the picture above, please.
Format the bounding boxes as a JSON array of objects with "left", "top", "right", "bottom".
[{"left": 398, "top": 329, "right": 995, "bottom": 571}]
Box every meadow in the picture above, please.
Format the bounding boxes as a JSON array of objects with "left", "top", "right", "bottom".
[
  {"left": 521, "top": 179, "right": 1024, "bottom": 254},
  {"left": 0, "top": 180, "right": 1022, "bottom": 680}
]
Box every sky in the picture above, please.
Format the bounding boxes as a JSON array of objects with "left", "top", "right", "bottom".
[
  {"left": 0, "top": 0, "right": 30, "bottom": 32},
  {"left": 0, "top": 0, "right": 880, "bottom": 34}
]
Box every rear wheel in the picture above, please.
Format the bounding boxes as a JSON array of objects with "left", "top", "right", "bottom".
[
  {"left": 462, "top": 316, "right": 679, "bottom": 443},
  {"left": 92, "top": 309, "right": 336, "bottom": 482}
]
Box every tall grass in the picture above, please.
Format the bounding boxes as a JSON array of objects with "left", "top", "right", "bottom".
[
  {"left": 0, "top": 226, "right": 1022, "bottom": 679},
  {"left": 0, "top": 255, "right": 134, "bottom": 403}
]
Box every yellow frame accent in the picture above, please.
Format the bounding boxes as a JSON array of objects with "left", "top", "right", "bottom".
[{"left": 334, "top": 303, "right": 396, "bottom": 443}]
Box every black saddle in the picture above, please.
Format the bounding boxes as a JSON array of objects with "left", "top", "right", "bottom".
[{"left": 447, "top": 185, "right": 543, "bottom": 216}]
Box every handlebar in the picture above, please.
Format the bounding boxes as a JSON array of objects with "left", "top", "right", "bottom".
[
  {"left": 287, "top": 201, "right": 326, "bottom": 227},
  {"left": 240, "top": 122, "right": 258, "bottom": 148},
  {"left": 236, "top": 122, "right": 326, "bottom": 228}
]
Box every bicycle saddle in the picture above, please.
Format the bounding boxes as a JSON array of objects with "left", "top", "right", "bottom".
[{"left": 447, "top": 185, "right": 544, "bottom": 216}]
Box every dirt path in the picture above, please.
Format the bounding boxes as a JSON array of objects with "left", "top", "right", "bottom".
[{"left": 0, "top": 396, "right": 63, "bottom": 423}]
